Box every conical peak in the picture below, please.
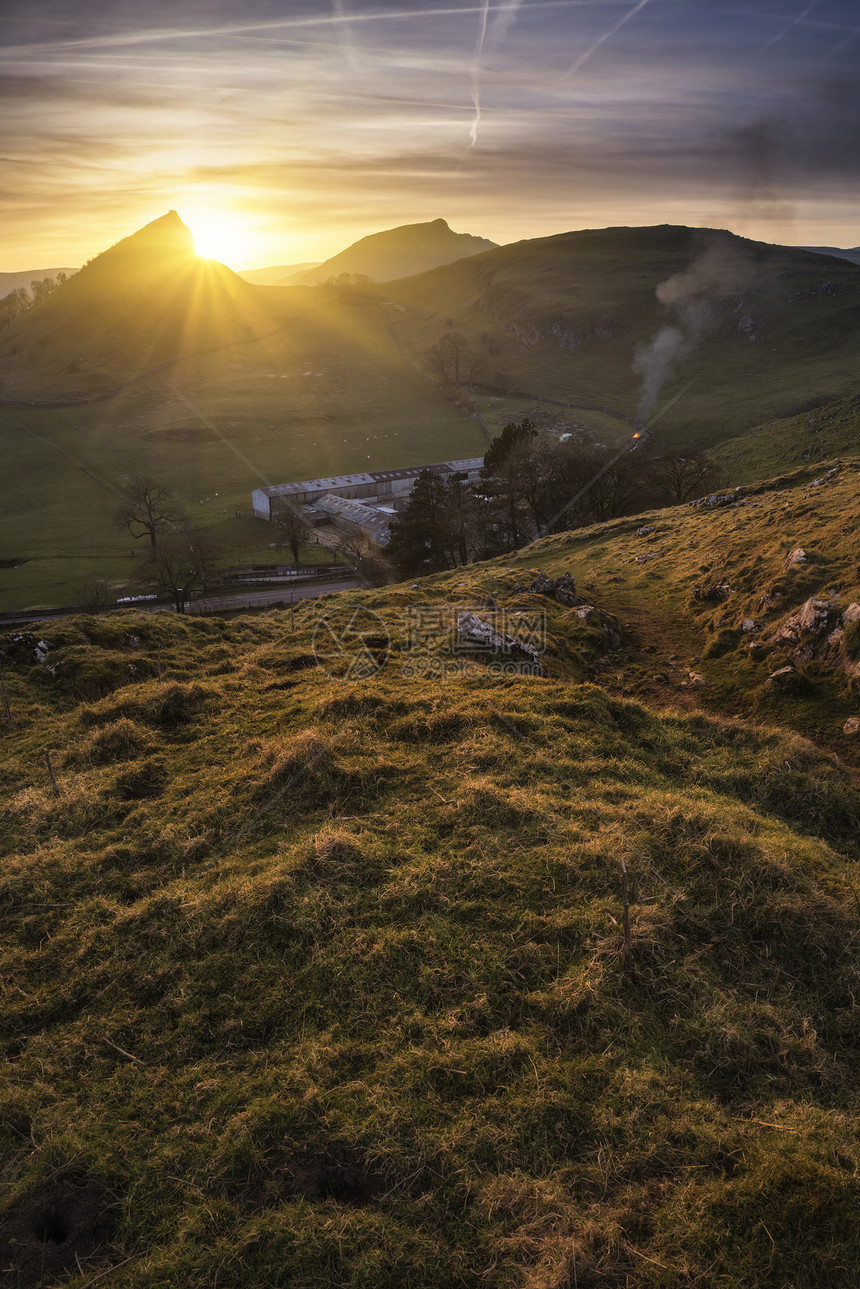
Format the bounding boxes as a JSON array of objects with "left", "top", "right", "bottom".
[
  {"left": 95, "top": 211, "right": 196, "bottom": 265},
  {"left": 121, "top": 211, "right": 195, "bottom": 253}
]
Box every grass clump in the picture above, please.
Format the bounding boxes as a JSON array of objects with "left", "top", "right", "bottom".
[{"left": 1, "top": 556, "right": 860, "bottom": 1287}]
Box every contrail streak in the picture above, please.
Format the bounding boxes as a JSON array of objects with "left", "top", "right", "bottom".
[
  {"left": 760, "top": 0, "right": 818, "bottom": 51},
  {"left": 468, "top": 0, "right": 525, "bottom": 149},
  {"left": 0, "top": 2, "right": 585, "bottom": 58},
  {"left": 822, "top": 24, "right": 860, "bottom": 58},
  {"left": 332, "top": 0, "right": 359, "bottom": 69},
  {"left": 563, "top": 0, "right": 650, "bottom": 78},
  {"left": 469, "top": 0, "right": 491, "bottom": 148}
]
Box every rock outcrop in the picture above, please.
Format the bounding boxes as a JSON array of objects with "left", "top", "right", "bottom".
[
  {"left": 457, "top": 612, "right": 546, "bottom": 676},
  {"left": 765, "top": 598, "right": 860, "bottom": 681},
  {"left": 523, "top": 569, "right": 622, "bottom": 650}
]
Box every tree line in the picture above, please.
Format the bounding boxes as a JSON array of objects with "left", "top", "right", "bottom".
[
  {"left": 0, "top": 274, "right": 70, "bottom": 328},
  {"left": 386, "top": 418, "right": 719, "bottom": 578}
]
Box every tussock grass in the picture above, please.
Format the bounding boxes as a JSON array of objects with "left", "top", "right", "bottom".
[{"left": 2, "top": 567, "right": 860, "bottom": 1286}]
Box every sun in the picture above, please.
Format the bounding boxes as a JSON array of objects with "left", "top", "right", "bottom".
[{"left": 187, "top": 211, "right": 256, "bottom": 268}]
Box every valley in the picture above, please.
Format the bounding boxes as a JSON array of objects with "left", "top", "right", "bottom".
[{"left": 1, "top": 209, "right": 859, "bottom": 1289}]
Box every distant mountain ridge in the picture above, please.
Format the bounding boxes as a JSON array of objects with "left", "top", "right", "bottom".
[
  {"left": 802, "top": 245, "right": 860, "bottom": 267},
  {"left": 0, "top": 268, "right": 79, "bottom": 300},
  {"left": 289, "top": 218, "right": 498, "bottom": 285},
  {"left": 237, "top": 263, "right": 322, "bottom": 286}
]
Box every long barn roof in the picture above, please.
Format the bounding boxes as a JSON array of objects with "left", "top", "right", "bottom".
[{"left": 259, "top": 458, "right": 483, "bottom": 499}]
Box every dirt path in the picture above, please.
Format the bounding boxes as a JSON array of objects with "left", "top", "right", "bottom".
[{"left": 590, "top": 585, "right": 711, "bottom": 710}]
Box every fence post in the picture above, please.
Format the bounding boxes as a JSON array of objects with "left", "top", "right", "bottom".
[{"left": 45, "top": 750, "right": 60, "bottom": 799}]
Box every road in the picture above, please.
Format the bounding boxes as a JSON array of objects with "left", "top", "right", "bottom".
[
  {"left": 0, "top": 578, "right": 364, "bottom": 627},
  {"left": 190, "top": 578, "right": 363, "bottom": 613}
]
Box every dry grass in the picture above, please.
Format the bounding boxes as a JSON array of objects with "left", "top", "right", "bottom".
[{"left": 1, "top": 487, "right": 860, "bottom": 1287}]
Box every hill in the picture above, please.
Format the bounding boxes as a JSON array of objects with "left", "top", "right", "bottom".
[
  {"left": 1, "top": 217, "right": 858, "bottom": 612},
  {"left": 0, "top": 212, "right": 279, "bottom": 401},
  {"left": 381, "top": 224, "right": 860, "bottom": 446},
  {"left": 236, "top": 263, "right": 322, "bottom": 286},
  {"left": 711, "top": 392, "right": 860, "bottom": 484},
  {"left": 0, "top": 267, "right": 79, "bottom": 300},
  {"left": 1, "top": 453, "right": 859, "bottom": 1286},
  {"left": 802, "top": 246, "right": 860, "bottom": 267},
  {"left": 291, "top": 218, "right": 498, "bottom": 285}
]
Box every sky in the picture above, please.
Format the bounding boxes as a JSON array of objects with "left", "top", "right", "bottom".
[{"left": 1, "top": 0, "right": 858, "bottom": 269}]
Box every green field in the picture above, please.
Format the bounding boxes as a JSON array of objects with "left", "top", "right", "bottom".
[
  {"left": 2, "top": 219, "right": 858, "bottom": 612},
  {"left": 0, "top": 306, "right": 487, "bottom": 610}
]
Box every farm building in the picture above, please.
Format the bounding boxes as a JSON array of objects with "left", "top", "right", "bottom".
[
  {"left": 312, "top": 495, "right": 393, "bottom": 548},
  {"left": 252, "top": 458, "right": 483, "bottom": 522}
]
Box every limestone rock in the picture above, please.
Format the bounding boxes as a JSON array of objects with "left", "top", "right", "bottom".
[
  {"left": 771, "top": 598, "right": 835, "bottom": 649},
  {"left": 526, "top": 569, "right": 581, "bottom": 607},
  {"left": 528, "top": 570, "right": 557, "bottom": 596},
  {"left": 554, "top": 572, "right": 579, "bottom": 607},
  {"left": 767, "top": 666, "right": 797, "bottom": 687},
  {"left": 636, "top": 526, "right": 655, "bottom": 537},
  {"left": 573, "top": 604, "right": 622, "bottom": 650},
  {"left": 741, "top": 619, "right": 757, "bottom": 632},
  {"left": 457, "top": 611, "right": 546, "bottom": 675},
  {"left": 692, "top": 492, "right": 737, "bottom": 508},
  {"left": 785, "top": 548, "right": 808, "bottom": 567},
  {"left": 843, "top": 603, "right": 860, "bottom": 624},
  {"left": 843, "top": 716, "right": 860, "bottom": 736}
]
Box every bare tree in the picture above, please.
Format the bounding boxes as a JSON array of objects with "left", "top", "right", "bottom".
[
  {"left": 76, "top": 577, "right": 113, "bottom": 612},
  {"left": 0, "top": 287, "right": 30, "bottom": 328},
  {"left": 113, "top": 478, "right": 187, "bottom": 554},
  {"left": 425, "top": 331, "right": 483, "bottom": 386},
  {"left": 650, "top": 450, "right": 721, "bottom": 504},
  {"left": 273, "top": 503, "right": 311, "bottom": 564},
  {"left": 145, "top": 530, "right": 219, "bottom": 612},
  {"left": 339, "top": 532, "right": 390, "bottom": 586}
]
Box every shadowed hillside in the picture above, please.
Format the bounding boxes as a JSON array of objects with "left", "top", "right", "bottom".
[
  {"left": 0, "top": 213, "right": 280, "bottom": 400},
  {"left": 381, "top": 224, "right": 860, "bottom": 446}
]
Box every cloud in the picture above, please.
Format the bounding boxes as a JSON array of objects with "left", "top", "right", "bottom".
[{"left": 1, "top": 0, "right": 859, "bottom": 267}]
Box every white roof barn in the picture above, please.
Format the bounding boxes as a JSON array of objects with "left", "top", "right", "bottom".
[{"left": 252, "top": 458, "right": 484, "bottom": 521}]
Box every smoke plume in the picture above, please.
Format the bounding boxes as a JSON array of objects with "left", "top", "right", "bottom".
[{"left": 633, "top": 239, "right": 757, "bottom": 421}]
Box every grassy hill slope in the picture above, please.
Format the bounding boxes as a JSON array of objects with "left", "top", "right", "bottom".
[
  {"left": 2, "top": 460, "right": 860, "bottom": 1287},
  {"left": 434, "top": 453, "right": 859, "bottom": 760},
  {"left": 293, "top": 218, "right": 498, "bottom": 286},
  {"left": 0, "top": 213, "right": 278, "bottom": 402},
  {"left": 382, "top": 225, "right": 860, "bottom": 447},
  {"left": 711, "top": 393, "right": 860, "bottom": 484}
]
